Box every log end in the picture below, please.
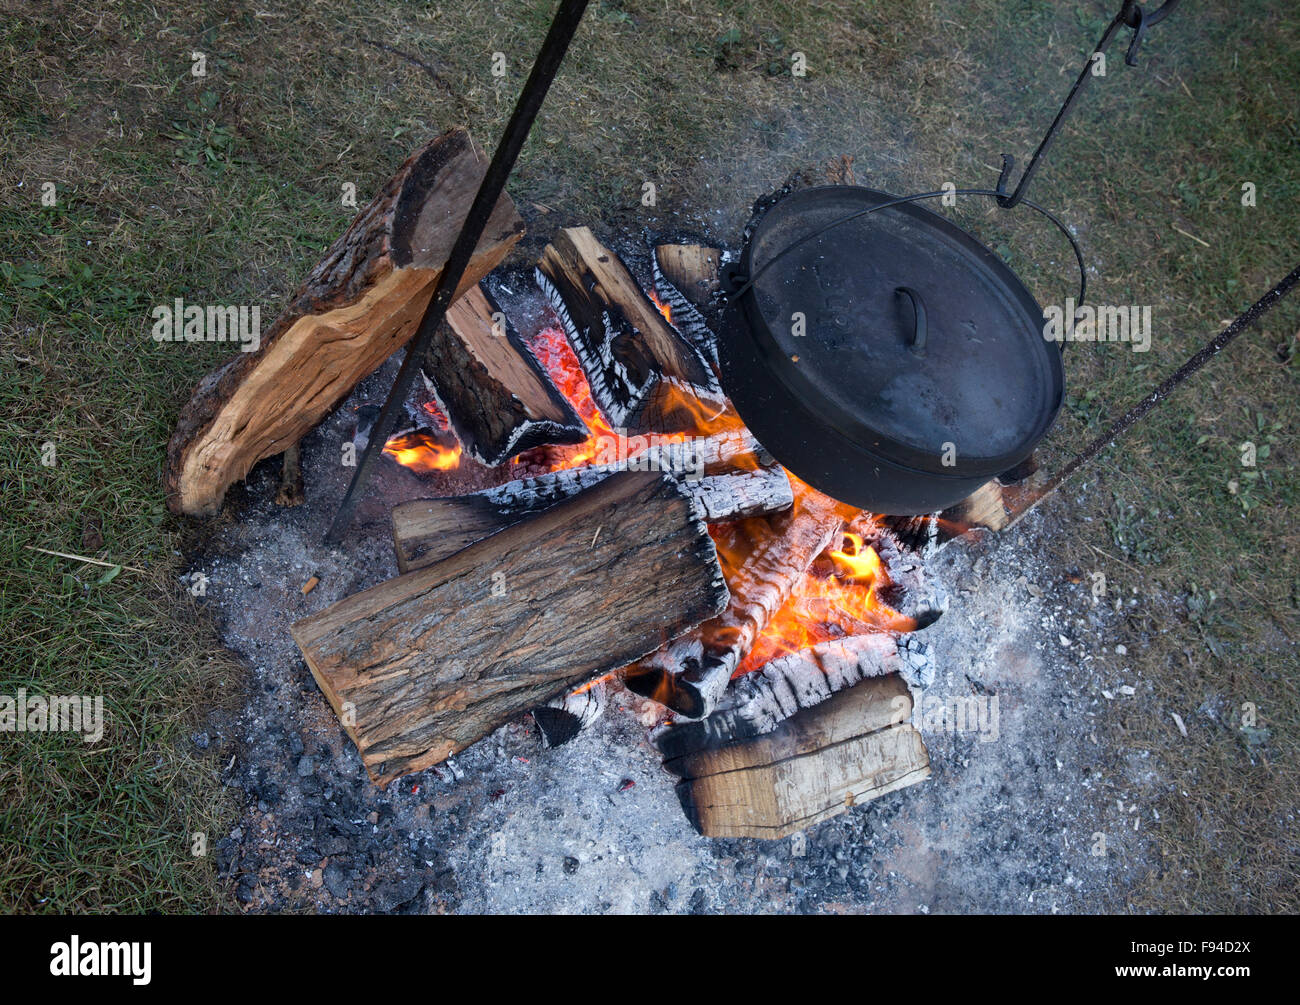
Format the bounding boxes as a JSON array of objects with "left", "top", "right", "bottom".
[{"left": 164, "top": 128, "right": 524, "bottom": 517}]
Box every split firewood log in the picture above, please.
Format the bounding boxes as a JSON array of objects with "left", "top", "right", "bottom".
[
  {"left": 536, "top": 226, "right": 723, "bottom": 434},
  {"left": 623, "top": 484, "right": 853, "bottom": 718},
  {"left": 881, "top": 479, "right": 1018, "bottom": 554},
  {"left": 653, "top": 244, "right": 721, "bottom": 309},
  {"left": 392, "top": 465, "right": 791, "bottom": 573},
  {"left": 391, "top": 431, "right": 792, "bottom": 572},
  {"left": 652, "top": 244, "right": 721, "bottom": 366},
  {"left": 165, "top": 127, "right": 525, "bottom": 517},
  {"left": 662, "top": 673, "right": 930, "bottom": 840},
  {"left": 291, "top": 471, "right": 728, "bottom": 787},
  {"left": 428, "top": 284, "right": 588, "bottom": 465}
]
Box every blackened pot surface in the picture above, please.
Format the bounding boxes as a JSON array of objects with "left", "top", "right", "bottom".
[{"left": 720, "top": 185, "right": 1065, "bottom": 514}]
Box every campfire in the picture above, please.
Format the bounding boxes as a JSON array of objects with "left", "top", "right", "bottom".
[{"left": 164, "top": 128, "right": 943, "bottom": 839}]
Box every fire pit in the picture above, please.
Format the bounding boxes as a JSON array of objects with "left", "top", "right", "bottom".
[{"left": 168, "top": 133, "right": 944, "bottom": 838}]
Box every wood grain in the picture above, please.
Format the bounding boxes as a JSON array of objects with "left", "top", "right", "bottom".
[
  {"left": 166, "top": 128, "right": 525, "bottom": 516},
  {"left": 292, "top": 471, "right": 728, "bottom": 787},
  {"left": 667, "top": 675, "right": 930, "bottom": 839},
  {"left": 429, "top": 284, "right": 587, "bottom": 465}
]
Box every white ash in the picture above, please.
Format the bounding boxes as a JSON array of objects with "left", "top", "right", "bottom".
[{"left": 189, "top": 266, "right": 1156, "bottom": 914}]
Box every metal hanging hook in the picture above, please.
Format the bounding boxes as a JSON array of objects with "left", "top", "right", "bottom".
[{"left": 995, "top": 0, "right": 1183, "bottom": 210}]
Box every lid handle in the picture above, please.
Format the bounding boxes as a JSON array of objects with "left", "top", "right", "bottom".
[{"left": 895, "top": 287, "right": 928, "bottom": 357}]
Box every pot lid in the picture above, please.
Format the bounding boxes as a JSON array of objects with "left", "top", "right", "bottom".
[{"left": 732, "top": 186, "right": 1063, "bottom": 480}]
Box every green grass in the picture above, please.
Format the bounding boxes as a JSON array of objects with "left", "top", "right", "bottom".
[{"left": 1, "top": 0, "right": 1296, "bottom": 912}]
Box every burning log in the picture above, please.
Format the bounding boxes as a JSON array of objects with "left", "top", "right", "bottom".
[
  {"left": 426, "top": 284, "right": 588, "bottom": 465},
  {"left": 536, "top": 227, "right": 723, "bottom": 434},
  {"left": 533, "top": 681, "right": 607, "bottom": 749},
  {"left": 652, "top": 245, "right": 720, "bottom": 366},
  {"left": 623, "top": 486, "right": 852, "bottom": 719},
  {"left": 291, "top": 471, "right": 728, "bottom": 787},
  {"left": 393, "top": 466, "right": 791, "bottom": 573},
  {"left": 662, "top": 673, "right": 930, "bottom": 840},
  {"left": 165, "top": 128, "right": 525, "bottom": 517},
  {"left": 654, "top": 633, "right": 934, "bottom": 761},
  {"left": 391, "top": 431, "right": 791, "bottom": 572},
  {"left": 881, "top": 479, "right": 1016, "bottom": 554},
  {"left": 653, "top": 244, "right": 721, "bottom": 309},
  {"left": 841, "top": 514, "right": 942, "bottom": 626}
]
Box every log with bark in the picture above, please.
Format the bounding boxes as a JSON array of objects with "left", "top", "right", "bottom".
[
  {"left": 662, "top": 674, "right": 930, "bottom": 839},
  {"left": 391, "top": 431, "right": 792, "bottom": 572},
  {"left": 536, "top": 227, "right": 723, "bottom": 434},
  {"left": 428, "top": 283, "right": 588, "bottom": 465},
  {"left": 165, "top": 127, "right": 526, "bottom": 517},
  {"left": 623, "top": 485, "right": 854, "bottom": 718},
  {"left": 291, "top": 471, "right": 728, "bottom": 787}
]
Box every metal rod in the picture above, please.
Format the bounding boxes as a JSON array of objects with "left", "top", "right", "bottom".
[
  {"left": 325, "top": 0, "right": 590, "bottom": 545},
  {"left": 996, "top": 0, "right": 1183, "bottom": 209},
  {"left": 1008, "top": 264, "right": 1300, "bottom": 525}
]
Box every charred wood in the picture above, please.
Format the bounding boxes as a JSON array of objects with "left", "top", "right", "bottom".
[
  {"left": 664, "top": 672, "right": 930, "bottom": 840},
  {"left": 391, "top": 431, "right": 790, "bottom": 572},
  {"left": 655, "top": 633, "right": 933, "bottom": 762},
  {"left": 535, "top": 227, "right": 722, "bottom": 434},
  {"left": 623, "top": 486, "right": 852, "bottom": 718},
  {"left": 533, "top": 681, "right": 608, "bottom": 748}
]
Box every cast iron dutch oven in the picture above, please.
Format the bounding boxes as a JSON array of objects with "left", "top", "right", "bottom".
[
  {"left": 716, "top": 0, "right": 1182, "bottom": 515},
  {"left": 719, "top": 186, "right": 1063, "bottom": 515}
]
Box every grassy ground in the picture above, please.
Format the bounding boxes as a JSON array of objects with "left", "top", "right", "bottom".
[{"left": 1, "top": 0, "right": 1296, "bottom": 912}]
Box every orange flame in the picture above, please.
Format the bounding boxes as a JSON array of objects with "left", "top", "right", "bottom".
[
  {"left": 382, "top": 293, "right": 916, "bottom": 690},
  {"left": 522, "top": 326, "right": 617, "bottom": 469},
  {"left": 728, "top": 511, "right": 917, "bottom": 679},
  {"left": 383, "top": 431, "right": 461, "bottom": 472},
  {"left": 383, "top": 399, "right": 464, "bottom": 473},
  {"left": 518, "top": 325, "right": 715, "bottom": 471},
  {"left": 647, "top": 287, "right": 673, "bottom": 327}
]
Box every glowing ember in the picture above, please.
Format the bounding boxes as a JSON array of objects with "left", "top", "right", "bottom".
[
  {"left": 519, "top": 325, "right": 714, "bottom": 472},
  {"left": 523, "top": 325, "right": 617, "bottom": 469},
  {"left": 421, "top": 399, "right": 452, "bottom": 431}
]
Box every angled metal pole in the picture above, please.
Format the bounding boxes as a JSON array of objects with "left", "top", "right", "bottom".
[{"left": 325, "top": 0, "right": 590, "bottom": 545}]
